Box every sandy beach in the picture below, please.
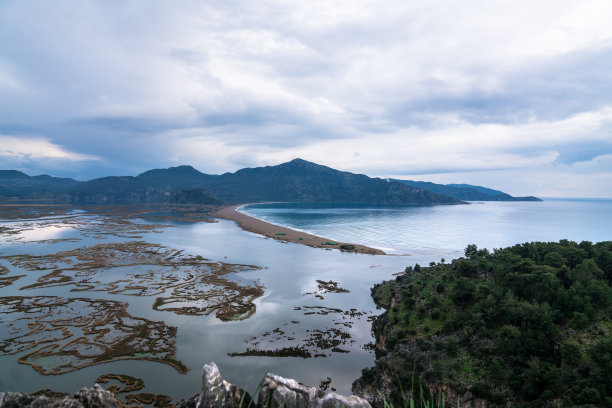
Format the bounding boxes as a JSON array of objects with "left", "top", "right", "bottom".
[{"left": 211, "top": 205, "right": 385, "bottom": 255}]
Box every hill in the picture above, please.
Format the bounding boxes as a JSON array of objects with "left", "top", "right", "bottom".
[
  {"left": 64, "top": 166, "right": 220, "bottom": 204},
  {"left": 0, "top": 160, "right": 462, "bottom": 205},
  {"left": 0, "top": 170, "right": 80, "bottom": 196},
  {"left": 203, "top": 159, "right": 461, "bottom": 205},
  {"left": 353, "top": 240, "right": 612, "bottom": 407},
  {"left": 392, "top": 179, "right": 541, "bottom": 201}
]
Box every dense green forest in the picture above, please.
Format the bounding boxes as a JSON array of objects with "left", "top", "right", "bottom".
[{"left": 354, "top": 240, "right": 612, "bottom": 407}]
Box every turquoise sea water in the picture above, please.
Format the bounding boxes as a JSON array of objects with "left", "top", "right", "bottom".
[{"left": 240, "top": 199, "right": 612, "bottom": 259}]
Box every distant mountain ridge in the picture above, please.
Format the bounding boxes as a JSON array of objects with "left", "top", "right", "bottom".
[
  {"left": 0, "top": 159, "right": 538, "bottom": 205},
  {"left": 0, "top": 170, "right": 80, "bottom": 196},
  {"left": 199, "top": 159, "right": 459, "bottom": 205},
  {"left": 391, "top": 179, "right": 541, "bottom": 201}
]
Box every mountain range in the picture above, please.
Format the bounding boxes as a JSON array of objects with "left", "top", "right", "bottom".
[
  {"left": 391, "top": 179, "right": 541, "bottom": 201},
  {"left": 0, "top": 159, "right": 539, "bottom": 205}
]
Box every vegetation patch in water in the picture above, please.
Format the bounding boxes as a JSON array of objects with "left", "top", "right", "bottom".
[
  {"left": 0, "top": 296, "right": 186, "bottom": 375},
  {"left": 0, "top": 264, "right": 24, "bottom": 288},
  {"left": 96, "top": 373, "right": 173, "bottom": 407},
  {"left": 30, "top": 373, "right": 174, "bottom": 407},
  {"left": 228, "top": 346, "right": 313, "bottom": 358},
  {"left": 303, "top": 280, "right": 350, "bottom": 299},
  {"left": 0, "top": 208, "right": 175, "bottom": 245},
  {"left": 4, "top": 241, "right": 264, "bottom": 321},
  {"left": 96, "top": 373, "right": 145, "bottom": 393},
  {"left": 125, "top": 392, "right": 174, "bottom": 408},
  {"left": 229, "top": 305, "right": 372, "bottom": 359},
  {"left": 31, "top": 389, "right": 70, "bottom": 398}
]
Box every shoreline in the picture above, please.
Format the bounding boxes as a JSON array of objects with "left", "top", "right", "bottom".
[{"left": 211, "top": 204, "right": 386, "bottom": 255}]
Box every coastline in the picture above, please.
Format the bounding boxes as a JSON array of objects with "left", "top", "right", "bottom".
[{"left": 211, "top": 204, "right": 386, "bottom": 255}]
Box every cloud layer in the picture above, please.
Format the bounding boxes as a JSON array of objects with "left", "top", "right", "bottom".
[{"left": 0, "top": 0, "right": 611, "bottom": 196}]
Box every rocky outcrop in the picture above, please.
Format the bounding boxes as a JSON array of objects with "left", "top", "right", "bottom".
[
  {"left": 1, "top": 363, "right": 370, "bottom": 408},
  {"left": 182, "top": 363, "right": 371, "bottom": 408},
  {"left": 196, "top": 362, "right": 252, "bottom": 408},
  {"left": 0, "top": 384, "right": 119, "bottom": 408},
  {"left": 256, "top": 372, "right": 370, "bottom": 408}
]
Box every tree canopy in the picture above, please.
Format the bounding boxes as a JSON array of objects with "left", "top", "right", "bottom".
[{"left": 358, "top": 240, "right": 612, "bottom": 407}]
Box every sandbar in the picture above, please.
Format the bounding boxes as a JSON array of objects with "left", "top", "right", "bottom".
[{"left": 211, "top": 205, "right": 385, "bottom": 255}]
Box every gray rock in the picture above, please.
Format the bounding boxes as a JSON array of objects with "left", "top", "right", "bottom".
[
  {"left": 257, "top": 374, "right": 316, "bottom": 408},
  {"left": 0, "top": 385, "right": 118, "bottom": 408},
  {"left": 257, "top": 373, "right": 371, "bottom": 408},
  {"left": 73, "top": 384, "right": 120, "bottom": 408},
  {"left": 311, "top": 393, "right": 371, "bottom": 408},
  {"left": 197, "top": 362, "right": 252, "bottom": 408},
  {"left": 175, "top": 393, "right": 199, "bottom": 408},
  {"left": 1, "top": 363, "right": 370, "bottom": 408}
]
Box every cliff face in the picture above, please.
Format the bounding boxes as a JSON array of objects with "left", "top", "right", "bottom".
[{"left": 351, "top": 282, "right": 488, "bottom": 408}]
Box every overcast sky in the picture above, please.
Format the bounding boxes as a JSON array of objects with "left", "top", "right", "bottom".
[{"left": 1, "top": 1, "right": 611, "bottom": 197}]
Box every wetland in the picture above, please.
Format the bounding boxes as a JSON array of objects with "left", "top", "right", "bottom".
[{"left": 0, "top": 204, "right": 412, "bottom": 401}]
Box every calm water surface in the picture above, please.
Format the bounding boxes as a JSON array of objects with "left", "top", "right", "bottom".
[
  {"left": 241, "top": 199, "right": 612, "bottom": 259},
  {"left": 1, "top": 199, "right": 610, "bottom": 399},
  {"left": 0, "top": 210, "right": 410, "bottom": 398}
]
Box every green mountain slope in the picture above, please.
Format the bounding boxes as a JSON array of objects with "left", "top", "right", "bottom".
[
  {"left": 203, "top": 159, "right": 461, "bottom": 205},
  {"left": 0, "top": 160, "right": 463, "bottom": 205}
]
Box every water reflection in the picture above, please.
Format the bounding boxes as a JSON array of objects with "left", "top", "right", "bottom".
[
  {"left": 242, "top": 200, "right": 612, "bottom": 255},
  {"left": 0, "top": 207, "right": 415, "bottom": 399}
]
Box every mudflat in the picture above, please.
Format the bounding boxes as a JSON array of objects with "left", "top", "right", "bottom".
[{"left": 211, "top": 205, "right": 385, "bottom": 255}]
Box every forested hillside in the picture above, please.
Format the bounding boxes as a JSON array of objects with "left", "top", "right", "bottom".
[
  {"left": 392, "top": 179, "right": 541, "bottom": 201},
  {"left": 0, "top": 160, "right": 462, "bottom": 205},
  {"left": 354, "top": 240, "right": 612, "bottom": 407}
]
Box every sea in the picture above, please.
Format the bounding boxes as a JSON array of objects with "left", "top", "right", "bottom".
[
  {"left": 240, "top": 199, "right": 612, "bottom": 260},
  {"left": 0, "top": 198, "right": 610, "bottom": 399}
]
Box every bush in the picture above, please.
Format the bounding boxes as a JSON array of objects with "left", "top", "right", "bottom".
[
  {"left": 570, "top": 312, "right": 590, "bottom": 330},
  {"left": 446, "top": 336, "right": 458, "bottom": 357}
]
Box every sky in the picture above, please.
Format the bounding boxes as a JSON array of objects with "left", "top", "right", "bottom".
[{"left": 1, "top": 1, "right": 611, "bottom": 197}]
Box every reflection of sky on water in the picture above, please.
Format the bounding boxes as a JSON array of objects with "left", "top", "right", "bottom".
[
  {"left": 242, "top": 199, "right": 612, "bottom": 256},
  {"left": 18, "top": 225, "right": 74, "bottom": 241},
  {"left": 0, "top": 213, "right": 414, "bottom": 398},
  {"left": 0, "top": 223, "right": 76, "bottom": 244}
]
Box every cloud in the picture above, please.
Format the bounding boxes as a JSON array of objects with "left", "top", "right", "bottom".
[
  {"left": 0, "top": 135, "right": 97, "bottom": 162},
  {"left": 0, "top": 63, "right": 26, "bottom": 92},
  {"left": 243, "top": 107, "right": 612, "bottom": 175},
  {"left": 0, "top": 0, "right": 611, "bottom": 195}
]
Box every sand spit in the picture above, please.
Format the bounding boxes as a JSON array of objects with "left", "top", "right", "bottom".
[{"left": 211, "top": 205, "right": 385, "bottom": 255}]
